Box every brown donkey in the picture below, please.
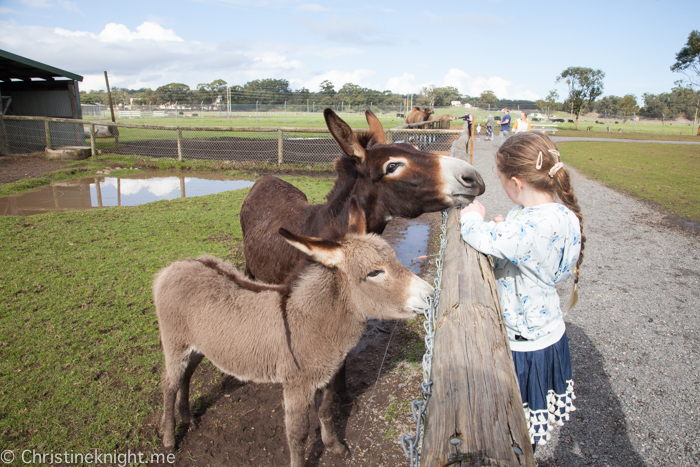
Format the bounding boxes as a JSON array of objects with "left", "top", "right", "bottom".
[
  {"left": 154, "top": 202, "right": 434, "bottom": 467},
  {"left": 241, "top": 108, "right": 484, "bottom": 285}
]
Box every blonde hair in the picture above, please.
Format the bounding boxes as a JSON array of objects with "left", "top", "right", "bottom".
[{"left": 496, "top": 132, "right": 585, "bottom": 312}]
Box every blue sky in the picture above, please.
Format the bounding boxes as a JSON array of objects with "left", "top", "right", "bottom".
[{"left": 1, "top": 0, "right": 698, "bottom": 104}]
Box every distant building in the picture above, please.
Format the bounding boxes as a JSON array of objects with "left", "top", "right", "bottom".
[
  {"left": 0, "top": 48, "right": 84, "bottom": 154},
  {"left": 450, "top": 100, "right": 463, "bottom": 106}
]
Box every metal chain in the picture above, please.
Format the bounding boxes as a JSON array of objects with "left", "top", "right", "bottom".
[{"left": 401, "top": 209, "right": 448, "bottom": 466}]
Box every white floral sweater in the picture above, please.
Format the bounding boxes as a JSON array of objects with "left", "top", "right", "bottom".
[{"left": 460, "top": 203, "right": 581, "bottom": 351}]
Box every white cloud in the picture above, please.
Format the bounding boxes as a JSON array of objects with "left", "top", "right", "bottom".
[
  {"left": 385, "top": 73, "right": 417, "bottom": 95},
  {"left": 0, "top": 7, "right": 19, "bottom": 14},
  {"left": 97, "top": 22, "right": 183, "bottom": 42},
  {"left": 443, "top": 68, "right": 471, "bottom": 91},
  {"left": 437, "top": 68, "right": 539, "bottom": 100},
  {"left": 54, "top": 22, "right": 183, "bottom": 42},
  {"left": 0, "top": 21, "right": 305, "bottom": 91}
]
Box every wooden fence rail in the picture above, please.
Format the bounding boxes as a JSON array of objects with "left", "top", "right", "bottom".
[{"left": 422, "top": 209, "right": 534, "bottom": 466}]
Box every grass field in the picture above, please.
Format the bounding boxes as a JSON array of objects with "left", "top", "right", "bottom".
[
  {"left": 0, "top": 173, "right": 334, "bottom": 454},
  {"left": 558, "top": 141, "right": 700, "bottom": 222}
]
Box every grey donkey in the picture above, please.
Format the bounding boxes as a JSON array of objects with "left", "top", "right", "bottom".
[{"left": 153, "top": 201, "right": 434, "bottom": 467}]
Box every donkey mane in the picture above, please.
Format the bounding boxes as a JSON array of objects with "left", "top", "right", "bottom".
[{"left": 193, "top": 257, "right": 286, "bottom": 294}]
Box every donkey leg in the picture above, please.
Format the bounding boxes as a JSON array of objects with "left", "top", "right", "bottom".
[
  {"left": 317, "top": 383, "right": 346, "bottom": 456},
  {"left": 160, "top": 353, "right": 186, "bottom": 448},
  {"left": 176, "top": 351, "right": 204, "bottom": 424},
  {"left": 333, "top": 359, "right": 353, "bottom": 405},
  {"left": 283, "top": 384, "right": 313, "bottom": 467}
]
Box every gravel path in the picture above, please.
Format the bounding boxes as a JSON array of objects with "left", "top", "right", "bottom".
[{"left": 452, "top": 135, "right": 700, "bottom": 466}]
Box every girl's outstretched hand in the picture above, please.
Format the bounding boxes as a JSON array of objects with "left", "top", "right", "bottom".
[
  {"left": 460, "top": 200, "right": 485, "bottom": 219},
  {"left": 493, "top": 214, "right": 505, "bottom": 223}
]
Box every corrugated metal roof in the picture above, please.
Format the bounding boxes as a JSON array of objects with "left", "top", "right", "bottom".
[{"left": 0, "top": 49, "right": 83, "bottom": 82}]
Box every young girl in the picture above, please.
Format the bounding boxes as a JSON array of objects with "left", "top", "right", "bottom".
[{"left": 459, "top": 131, "right": 584, "bottom": 451}]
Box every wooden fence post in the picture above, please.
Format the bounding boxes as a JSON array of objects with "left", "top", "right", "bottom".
[
  {"left": 90, "top": 123, "right": 96, "bottom": 158},
  {"left": 278, "top": 129, "right": 283, "bottom": 165},
  {"left": 44, "top": 119, "right": 51, "bottom": 149},
  {"left": 177, "top": 129, "right": 183, "bottom": 161},
  {"left": 421, "top": 209, "right": 535, "bottom": 466}
]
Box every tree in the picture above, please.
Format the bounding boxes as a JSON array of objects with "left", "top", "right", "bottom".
[
  {"left": 196, "top": 79, "right": 227, "bottom": 104},
  {"left": 671, "top": 30, "right": 700, "bottom": 131},
  {"left": 671, "top": 30, "right": 700, "bottom": 89},
  {"left": 478, "top": 90, "right": 498, "bottom": 109},
  {"left": 556, "top": 67, "right": 605, "bottom": 130},
  {"left": 617, "top": 94, "right": 639, "bottom": 117},
  {"left": 155, "top": 83, "right": 191, "bottom": 105}
]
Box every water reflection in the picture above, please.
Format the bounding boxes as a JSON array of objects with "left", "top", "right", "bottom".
[
  {"left": 0, "top": 171, "right": 255, "bottom": 216},
  {"left": 393, "top": 221, "right": 431, "bottom": 274}
]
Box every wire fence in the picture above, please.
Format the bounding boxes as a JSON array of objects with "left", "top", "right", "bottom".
[{"left": 0, "top": 116, "right": 464, "bottom": 162}]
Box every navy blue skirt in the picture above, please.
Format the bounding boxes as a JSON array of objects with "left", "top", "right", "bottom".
[{"left": 512, "top": 331, "right": 576, "bottom": 445}]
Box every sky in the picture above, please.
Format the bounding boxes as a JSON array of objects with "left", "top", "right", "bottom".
[{"left": 0, "top": 0, "right": 698, "bottom": 104}]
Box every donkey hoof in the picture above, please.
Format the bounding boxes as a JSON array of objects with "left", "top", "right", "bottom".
[
  {"left": 326, "top": 441, "right": 348, "bottom": 456},
  {"left": 163, "top": 433, "right": 175, "bottom": 449}
]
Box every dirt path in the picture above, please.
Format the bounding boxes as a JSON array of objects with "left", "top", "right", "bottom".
[
  {"left": 461, "top": 136, "right": 700, "bottom": 466},
  {"left": 0, "top": 152, "right": 68, "bottom": 185}
]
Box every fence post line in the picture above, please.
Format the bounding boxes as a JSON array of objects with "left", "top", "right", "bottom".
[
  {"left": 278, "top": 129, "right": 283, "bottom": 165},
  {"left": 177, "top": 129, "right": 183, "bottom": 161},
  {"left": 44, "top": 119, "right": 51, "bottom": 149},
  {"left": 90, "top": 123, "right": 96, "bottom": 157}
]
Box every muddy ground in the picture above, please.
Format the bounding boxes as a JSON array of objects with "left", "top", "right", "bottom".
[{"left": 0, "top": 152, "right": 440, "bottom": 467}]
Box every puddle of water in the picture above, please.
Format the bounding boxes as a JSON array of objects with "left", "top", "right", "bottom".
[
  {"left": 393, "top": 221, "right": 431, "bottom": 273},
  {"left": 0, "top": 170, "right": 255, "bottom": 216}
]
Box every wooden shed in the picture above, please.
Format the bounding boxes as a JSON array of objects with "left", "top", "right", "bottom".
[{"left": 0, "top": 49, "right": 85, "bottom": 154}]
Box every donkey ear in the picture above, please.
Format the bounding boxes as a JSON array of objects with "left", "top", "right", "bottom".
[
  {"left": 324, "top": 108, "right": 366, "bottom": 162},
  {"left": 365, "top": 109, "right": 386, "bottom": 145},
  {"left": 347, "top": 198, "right": 367, "bottom": 235},
  {"left": 279, "top": 228, "right": 343, "bottom": 267}
]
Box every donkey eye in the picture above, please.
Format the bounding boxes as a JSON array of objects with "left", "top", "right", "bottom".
[
  {"left": 385, "top": 162, "right": 401, "bottom": 174},
  {"left": 367, "top": 269, "right": 384, "bottom": 278}
]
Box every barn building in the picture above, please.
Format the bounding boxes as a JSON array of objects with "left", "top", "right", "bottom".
[{"left": 0, "top": 49, "right": 85, "bottom": 154}]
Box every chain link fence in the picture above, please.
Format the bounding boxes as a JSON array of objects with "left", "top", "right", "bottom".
[{"left": 0, "top": 116, "right": 463, "bottom": 162}]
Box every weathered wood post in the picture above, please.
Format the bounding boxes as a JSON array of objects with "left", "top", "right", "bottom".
[
  {"left": 44, "top": 119, "right": 51, "bottom": 149},
  {"left": 421, "top": 209, "right": 535, "bottom": 466},
  {"left": 177, "top": 129, "right": 183, "bottom": 161},
  {"left": 90, "top": 123, "right": 96, "bottom": 157},
  {"left": 278, "top": 129, "right": 283, "bottom": 165}
]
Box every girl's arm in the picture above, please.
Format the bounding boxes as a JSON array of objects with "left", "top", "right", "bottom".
[{"left": 459, "top": 205, "right": 535, "bottom": 261}]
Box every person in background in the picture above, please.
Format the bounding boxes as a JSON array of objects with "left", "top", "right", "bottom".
[
  {"left": 459, "top": 132, "right": 584, "bottom": 453},
  {"left": 486, "top": 114, "right": 495, "bottom": 141},
  {"left": 476, "top": 123, "right": 482, "bottom": 141},
  {"left": 500, "top": 108, "right": 511, "bottom": 141},
  {"left": 513, "top": 111, "right": 532, "bottom": 133}
]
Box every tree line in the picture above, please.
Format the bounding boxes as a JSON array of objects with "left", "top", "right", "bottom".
[{"left": 79, "top": 78, "right": 466, "bottom": 109}]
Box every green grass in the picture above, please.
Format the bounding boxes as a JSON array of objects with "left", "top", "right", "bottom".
[
  {"left": 89, "top": 112, "right": 406, "bottom": 130},
  {"left": 555, "top": 129, "right": 700, "bottom": 141},
  {"left": 0, "top": 173, "right": 334, "bottom": 454},
  {"left": 558, "top": 141, "right": 700, "bottom": 222}
]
